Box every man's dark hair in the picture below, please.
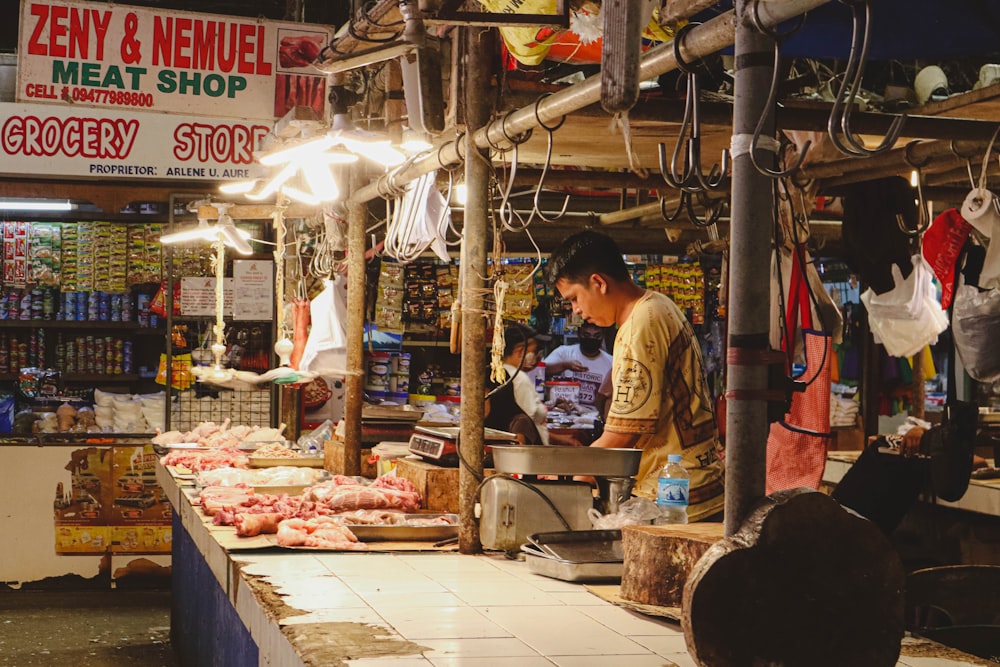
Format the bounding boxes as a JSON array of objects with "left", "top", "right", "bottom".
[{"left": 546, "top": 230, "right": 631, "bottom": 287}]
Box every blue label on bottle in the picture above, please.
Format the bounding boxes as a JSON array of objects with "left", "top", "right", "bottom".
[{"left": 657, "top": 478, "right": 689, "bottom": 507}]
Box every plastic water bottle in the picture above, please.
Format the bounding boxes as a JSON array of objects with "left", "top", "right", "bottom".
[{"left": 656, "top": 454, "right": 689, "bottom": 524}]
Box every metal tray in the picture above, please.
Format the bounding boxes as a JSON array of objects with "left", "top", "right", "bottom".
[
  {"left": 527, "top": 529, "right": 624, "bottom": 562},
  {"left": 341, "top": 514, "right": 459, "bottom": 542},
  {"left": 490, "top": 445, "right": 642, "bottom": 476},
  {"left": 521, "top": 544, "right": 623, "bottom": 582},
  {"left": 248, "top": 456, "right": 324, "bottom": 468}
]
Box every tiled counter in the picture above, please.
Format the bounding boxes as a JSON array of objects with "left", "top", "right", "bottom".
[{"left": 159, "top": 463, "right": 992, "bottom": 666}]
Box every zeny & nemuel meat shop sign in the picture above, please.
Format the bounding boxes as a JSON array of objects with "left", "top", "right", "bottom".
[{"left": 8, "top": 0, "right": 331, "bottom": 180}]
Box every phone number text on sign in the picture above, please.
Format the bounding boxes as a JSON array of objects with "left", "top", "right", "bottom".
[{"left": 24, "top": 83, "right": 155, "bottom": 108}]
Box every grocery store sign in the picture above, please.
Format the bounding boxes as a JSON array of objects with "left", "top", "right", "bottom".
[
  {"left": 17, "top": 0, "right": 332, "bottom": 121},
  {"left": 0, "top": 102, "right": 271, "bottom": 180}
]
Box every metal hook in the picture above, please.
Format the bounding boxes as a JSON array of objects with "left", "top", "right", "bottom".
[
  {"left": 827, "top": 0, "right": 905, "bottom": 157},
  {"left": 686, "top": 190, "right": 727, "bottom": 227},
  {"left": 897, "top": 140, "right": 931, "bottom": 237},
  {"left": 657, "top": 24, "right": 698, "bottom": 191},
  {"left": 666, "top": 23, "right": 729, "bottom": 192},
  {"left": 748, "top": 0, "right": 810, "bottom": 178},
  {"left": 659, "top": 193, "right": 688, "bottom": 223},
  {"left": 530, "top": 94, "right": 570, "bottom": 222}
]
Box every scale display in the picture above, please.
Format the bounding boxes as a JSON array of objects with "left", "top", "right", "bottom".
[{"left": 408, "top": 426, "right": 517, "bottom": 463}]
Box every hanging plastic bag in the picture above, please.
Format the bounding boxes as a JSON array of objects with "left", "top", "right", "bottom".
[
  {"left": 952, "top": 284, "right": 1000, "bottom": 383},
  {"left": 861, "top": 254, "right": 948, "bottom": 358}
]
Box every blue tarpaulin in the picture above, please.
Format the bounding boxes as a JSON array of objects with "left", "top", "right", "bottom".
[{"left": 697, "top": 1, "right": 1000, "bottom": 61}]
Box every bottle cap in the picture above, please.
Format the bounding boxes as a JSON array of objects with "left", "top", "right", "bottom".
[{"left": 667, "top": 454, "right": 682, "bottom": 463}]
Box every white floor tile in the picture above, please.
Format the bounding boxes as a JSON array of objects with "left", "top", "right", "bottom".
[
  {"left": 418, "top": 637, "right": 541, "bottom": 658},
  {"left": 340, "top": 575, "right": 448, "bottom": 594},
  {"left": 428, "top": 657, "right": 554, "bottom": 667},
  {"left": 548, "top": 591, "right": 611, "bottom": 606},
  {"left": 577, "top": 605, "right": 678, "bottom": 635},
  {"left": 549, "top": 655, "right": 675, "bottom": 667},
  {"left": 279, "top": 607, "right": 390, "bottom": 626},
  {"left": 452, "top": 587, "right": 564, "bottom": 606},
  {"left": 630, "top": 632, "right": 689, "bottom": 656},
  {"left": 397, "top": 555, "right": 505, "bottom": 574},
  {"left": 361, "top": 591, "right": 465, "bottom": 610},
  {"left": 377, "top": 606, "right": 513, "bottom": 640},
  {"left": 480, "top": 606, "right": 650, "bottom": 656}
]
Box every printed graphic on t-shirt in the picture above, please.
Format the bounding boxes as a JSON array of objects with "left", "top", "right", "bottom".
[{"left": 610, "top": 358, "right": 651, "bottom": 414}]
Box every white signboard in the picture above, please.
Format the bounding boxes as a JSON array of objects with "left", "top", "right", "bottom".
[
  {"left": 180, "top": 276, "right": 233, "bottom": 317},
  {"left": 232, "top": 260, "right": 274, "bottom": 321},
  {"left": 0, "top": 102, "right": 271, "bottom": 180},
  {"left": 17, "top": 0, "right": 332, "bottom": 121}
]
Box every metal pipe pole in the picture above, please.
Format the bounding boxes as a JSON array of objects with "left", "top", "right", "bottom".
[
  {"left": 349, "top": 0, "right": 832, "bottom": 205},
  {"left": 458, "top": 26, "right": 493, "bottom": 554},
  {"left": 724, "top": 0, "right": 776, "bottom": 536},
  {"left": 341, "top": 167, "right": 367, "bottom": 476}
]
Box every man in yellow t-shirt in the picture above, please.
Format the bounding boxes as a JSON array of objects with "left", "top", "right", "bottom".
[{"left": 547, "top": 231, "right": 725, "bottom": 521}]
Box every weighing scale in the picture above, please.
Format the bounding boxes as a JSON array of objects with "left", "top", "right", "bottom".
[
  {"left": 479, "top": 445, "right": 643, "bottom": 552},
  {"left": 407, "top": 425, "right": 518, "bottom": 466}
]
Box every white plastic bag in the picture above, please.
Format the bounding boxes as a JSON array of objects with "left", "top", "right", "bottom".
[{"left": 862, "top": 254, "right": 948, "bottom": 358}]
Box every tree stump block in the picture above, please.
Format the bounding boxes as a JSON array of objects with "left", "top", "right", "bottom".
[
  {"left": 620, "top": 523, "right": 726, "bottom": 608},
  {"left": 683, "top": 488, "right": 904, "bottom": 667}
]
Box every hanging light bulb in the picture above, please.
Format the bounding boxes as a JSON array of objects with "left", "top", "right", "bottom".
[
  {"left": 219, "top": 180, "right": 258, "bottom": 195},
  {"left": 216, "top": 213, "right": 253, "bottom": 255},
  {"left": 327, "top": 113, "right": 406, "bottom": 167},
  {"left": 258, "top": 134, "right": 336, "bottom": 166},
  {"left": 247, "top": 163, "right": 297, "bottom": 201},
  {"left": 160, "top": 218, "right": 219, "bottom": 245}
]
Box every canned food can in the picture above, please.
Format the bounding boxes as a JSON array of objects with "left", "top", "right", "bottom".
[{"left": 364, "top": 352, "right": 391, "bottom": 391}]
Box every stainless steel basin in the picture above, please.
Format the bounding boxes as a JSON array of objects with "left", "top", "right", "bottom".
[{"left": 490, "top": 445, "right": 643, "bottom": 476}]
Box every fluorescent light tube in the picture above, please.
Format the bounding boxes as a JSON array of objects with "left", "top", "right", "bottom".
[{"left": 0, "top": 199, "right": 73, "bottom": 211}]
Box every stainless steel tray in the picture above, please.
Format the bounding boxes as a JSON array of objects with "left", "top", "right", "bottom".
[
  {"left": 527, "top": 529, "right": 624, "bottom": 562},
  {"left": 248, "top": 456, "right": 325, "bottom": 468},
  {"left": 521, "top": 544, "right": 623, "bottom": 582},
  {"left": 341, "top": 514, "right": 459, "bottom": 542},
  {"left": 490, "top": 445, "right": 642, "bottom": 476}
]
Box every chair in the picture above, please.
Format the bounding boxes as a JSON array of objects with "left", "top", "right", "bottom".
[{"left": 905, "top": 564, "right": 1000, "bottom": 661}]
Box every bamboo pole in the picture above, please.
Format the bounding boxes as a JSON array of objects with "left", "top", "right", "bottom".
[{"left": 457, "top": 27, "right": 494, "bottom": 554}]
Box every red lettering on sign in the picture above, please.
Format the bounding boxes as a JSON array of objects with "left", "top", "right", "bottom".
[
  {"left": 153, "top": 18, "right": 272, "bottom": 75},
  {"left": 193, "top": 20, "right": 216, "bottom": 70},
  {"left": 1, "top": 115, "right": 139, "bottom": 160},
  {"left": 49, "top": 5, "right": 68, "bottom": 58},
  {"left": 27, "top": 4, "right": 49, "bottom": 56},
  {"left": 172, "top": 122, "right": 269, "bottom": 164},
  {"left": 174, "top": 17, "right": 192, "bottom": 69},
  {"left": 25, "top": 4, "right": 111, "bottom": 60}
]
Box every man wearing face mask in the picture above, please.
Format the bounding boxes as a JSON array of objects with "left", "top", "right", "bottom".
[
  {"left": 543, "top": 321, "right": 613, "bottom": 414},
  {"left": 485, "top": 323, "right": 551, "bottom": 444}
]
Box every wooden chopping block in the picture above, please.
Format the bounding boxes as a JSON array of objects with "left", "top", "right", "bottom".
[
  {"left": 395, "top": 457, "right": 494, "bottom": 513},
  {"left": 683, "top": 488, "right": 905, "bottom": 667},
  {"left": 620, "top": 523, "right": 725, "bottom": 608},
  {"left": 324, "top": 439, "right": 376, "bottom": 479}
]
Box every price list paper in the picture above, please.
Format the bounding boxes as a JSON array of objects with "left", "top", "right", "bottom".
[{"left": 233, "top": 260, "right": 274, "bottom": 321}]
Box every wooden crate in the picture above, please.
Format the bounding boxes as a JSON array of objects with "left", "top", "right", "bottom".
[
  {"left": 324, "top": 439, "right": 377, "bottom": 479},
  {"left": 394, "top": 457, "right": 495, "bottom": 513}
]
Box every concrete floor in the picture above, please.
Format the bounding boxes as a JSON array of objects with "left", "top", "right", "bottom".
[{"left": 0, "top": 590, "right": 177, "bottom": 667}]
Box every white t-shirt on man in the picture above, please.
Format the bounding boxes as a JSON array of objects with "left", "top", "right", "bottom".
[{"left": 542, "top": 345, "right": 613, "bottom": 410}]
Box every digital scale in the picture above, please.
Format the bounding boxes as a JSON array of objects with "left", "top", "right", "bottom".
[{"left": 407, "top": 425, "right": 518, "bottom": 466}]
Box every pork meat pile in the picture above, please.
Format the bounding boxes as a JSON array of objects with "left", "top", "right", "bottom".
[{"left": 276, "top": 517, "right": 366, "bottom": 550}]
